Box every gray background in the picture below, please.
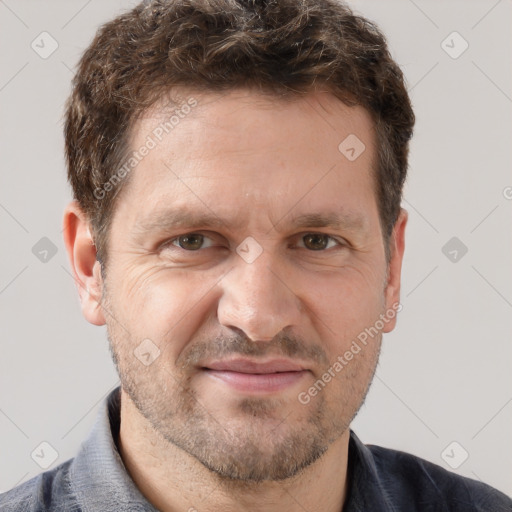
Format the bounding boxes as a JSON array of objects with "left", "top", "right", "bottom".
[{"left": 1, "top": 0, "right": 511, "bottom": 497}]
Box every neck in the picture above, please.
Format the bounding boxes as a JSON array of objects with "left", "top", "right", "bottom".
[{"left": 117, "top": 388, "right": 350, "bottom": 512}]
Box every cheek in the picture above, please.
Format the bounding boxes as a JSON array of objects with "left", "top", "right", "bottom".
[
  {"left": 114, "top": 264, "right": 220, "bottom": 353},
  {"left": 303, "top": 264, "right": 386, "bottom": 343}
]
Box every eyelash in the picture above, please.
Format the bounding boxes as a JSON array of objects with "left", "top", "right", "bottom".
[{"left": 161, "top": 232, "right": 347, "bottom": 252}]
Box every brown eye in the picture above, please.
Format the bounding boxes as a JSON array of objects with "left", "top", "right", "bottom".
[
  {"left": 174, "top": 233, "right": 206, "bottom": 251},
  {"left": 302, "top": 233, "right": 335, "bottom": 251}
]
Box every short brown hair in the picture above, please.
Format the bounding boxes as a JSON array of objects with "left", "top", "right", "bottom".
[{"left": 64, "top": 0, "right": 414, "bottom": 267}]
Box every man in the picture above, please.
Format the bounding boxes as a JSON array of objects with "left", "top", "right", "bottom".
[{"left": 2, "top": 0, "right": 511, "bottom": 510}]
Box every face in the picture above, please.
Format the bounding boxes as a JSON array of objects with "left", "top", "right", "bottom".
[{"left": 96, "top": 89, "right": 404, "bottom": 482}]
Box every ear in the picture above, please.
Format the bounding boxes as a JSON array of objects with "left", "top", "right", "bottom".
[
  {"left": 382, "top": 207, "right": 407, "bottom": 333},
  {"left": 63, "top": 201, "right": 106, "bottom": 326}
]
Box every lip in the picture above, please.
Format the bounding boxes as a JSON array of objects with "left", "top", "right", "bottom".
[
  {"left": 201, "top": 358, "right": 309, "bottom": 393},
  {"left": 204, "top": 358, "right": 307, "bottom": 374}
]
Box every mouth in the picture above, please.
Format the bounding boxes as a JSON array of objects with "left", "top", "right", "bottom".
[{"left": 201, "top": 358, "right": 310, "bottom": 393}]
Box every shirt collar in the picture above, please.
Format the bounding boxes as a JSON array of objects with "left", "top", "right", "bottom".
[
  {"left": 69, "top": 386, "right": 393, "bottom": 512},
  {"left": 69, "top": 386, "right": 159, "bottom": 511},
  {"left": 344, "top": 430, "right": 396, "bottom": 511}
]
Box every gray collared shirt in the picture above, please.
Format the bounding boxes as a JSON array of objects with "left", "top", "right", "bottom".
[{"left": 2, "top": 386, "right": 511, "bottom": 511}]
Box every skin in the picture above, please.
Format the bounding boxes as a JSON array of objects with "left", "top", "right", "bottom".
[{"left": 63, "top": 89, "right": 407, "bottom": 512}]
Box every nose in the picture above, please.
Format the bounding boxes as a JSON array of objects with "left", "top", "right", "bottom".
[{"left": 217, "top": 252, "right": 303, "bottom": 342}]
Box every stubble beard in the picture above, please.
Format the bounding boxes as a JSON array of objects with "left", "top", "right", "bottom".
[{"left": 103, "top": 292, "right": 380, "bottom": 483}]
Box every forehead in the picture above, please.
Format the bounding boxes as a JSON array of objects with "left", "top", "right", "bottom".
[
  {"left": 113, "top": 88, "right": 379, "bottom": 233},
  {"left": 135, "top": 88, "right": 375, "bottom": 157}
]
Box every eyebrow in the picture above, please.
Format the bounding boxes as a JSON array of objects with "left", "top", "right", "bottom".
[
  {"left": 277, "top": 211, "right": 367, "bottom": 233},
  {"left": 133, "top": 210, "right": 233, "bottom": 239},
  {"left": 133, "top": 208, "right": 367, "bottom": 240}
]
